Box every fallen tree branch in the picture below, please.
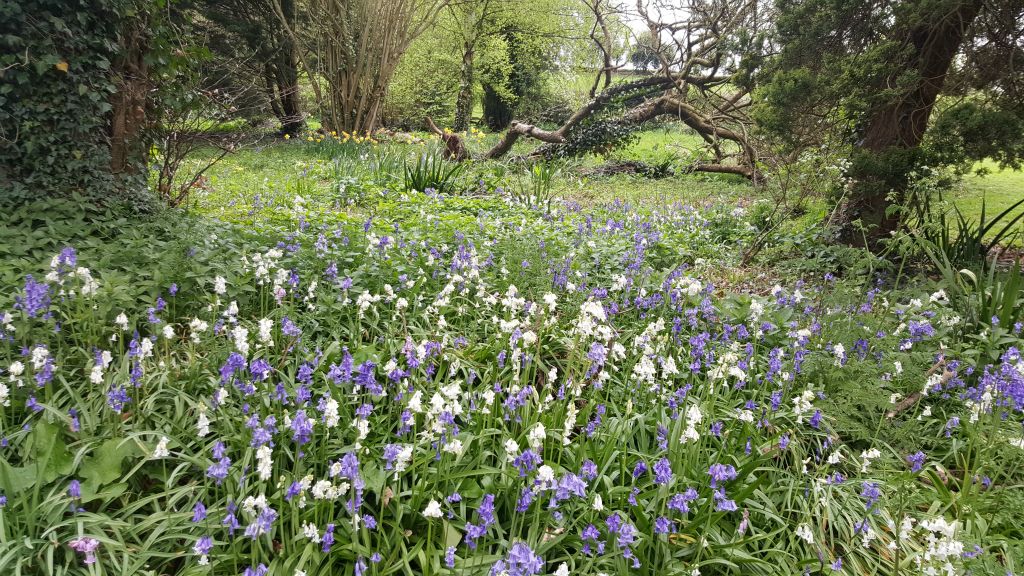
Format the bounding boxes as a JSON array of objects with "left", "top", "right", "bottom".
[
  {"left": 479, "top": 90, "right": 760, "bottom": 180},
  {"left": 481, "top": 75, "right": 674, "bottom": 160},
  {"left": 465, "top": 1, "right": 765, "bottom": 180},
  {"left": 425, "top": 116, "right": 468, "bottom": 161},
  {"left": 886, "top": 359, "right": 951, "bottom": 419}
]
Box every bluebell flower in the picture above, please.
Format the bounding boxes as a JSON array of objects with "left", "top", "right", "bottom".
[
  {"left": 580, "top": 459, "right": 598, "bottom": 480},
  {"left": 906, "top": 451, "right": 926, "bottom": 473},
  {"left": 654, "top": 516, "right": 675, "bottom": 534},
  {"left": 860, "top": 482, "right": 881, "bottom": 512},
  {"left": 193, "top": 535, "right": 213, "bottom": 556},
  {"left": 708, "top": 463, "right": 737, "bottom": 487},
  {"left": 15, "top": 276, "right": 50, "bottom": 318},
  {"left": 291, "top": 410, "right": 314, "bottom": 445},
  {"left": 244, "top": 563, "right": 268, "bottom": 576},
  {"left": 106, "top": 386, "right": 131, "bottom": 413},
  {"left": 495, "top": 542, "right": 543, "bottom": 576},
  {"left": 192, "top": 502, "right": 207, "bottom": 522},
  {"left": 321, "top": 523, "right": 335, "bottom": 552}
]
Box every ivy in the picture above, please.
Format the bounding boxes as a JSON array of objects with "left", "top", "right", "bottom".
[
  {"left": 539, "top": 80, "right": 664, "bottom": 159},
  {"left": 0, "top": 0, "right": 152, "bottom": 204}
]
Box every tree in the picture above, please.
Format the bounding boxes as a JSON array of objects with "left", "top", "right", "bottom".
[
  {"left": 384, "top": 25, "right": 462, "bottom": 129},
  {"left": 758, "top": 0, "right": 1024, "bottom": 247},
  {"left": 629, "top": 30, "right": 671, "bottom": 72},
  {"left": 479, "top": 22, "right": 555, "bottom": 130},
  {"left": 441, "top": 0, "right": 575, "bottom": 131},
  {"left": 472, "top": 0, "right": 767, "bottom": 182},
  {"left": 580, "top": 0, "right": 629, "bottom": 97},
  {"left": 197, "top": 0, "right": 305, "bottom": 135},
  {"left": 0, "top": 0, "right": 182, "bottom": 204},
  {"left": 444, "top": 0, "right": 511, "bottom": 131},
  {"left": 275, "top": 0, "right": 450, "bottom": 134}
]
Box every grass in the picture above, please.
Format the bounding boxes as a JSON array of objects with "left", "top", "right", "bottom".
[
  {"left": 177, "top": 122, "right": 1022, "bottom": 254},
  {"left": 178, "top": 123, "right": 747, "bottom": 211},
  {"left": 954, "top": 162, "right": 1024, "bottom": 245}
]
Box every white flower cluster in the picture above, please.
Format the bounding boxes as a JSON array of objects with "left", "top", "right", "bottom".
[
  {"left": 792, "top": 388, "right": 816, "bottom": 423},
  {"left": 406, "top": 379, "right": 467, "bottom": 456},
  {"left": 246, "top": 248, "right": 284, "bottom": 285},
  {"left": 630, "top": 318, "right": 680, "bottom": 394},
  {"left": 673, "top": 276, "right": 703, "bottom": 299},
  {"left": 256, "top": 445, "right": 273, "bottom": 480},
  {"left": 708, "top": 342, "right": 748, "bottom": 385},
  {"left": 196, "top": 407, "right": 210, "bottom": 437},
  {"left": 574, "top": 300, "right": 612, "bottom": 341},
  {"left": 46, "top": 254, "right": 100, "bottom": 297},
  {"left": 796, "top": 523, "right": 814, "bottom": 544},
  {"left": 680, "top": 403, "right": 702, "bottom": 444},
  {"left": 312, "top": 471, "right": 351, "bottom": 502},
  {"left": 0, "top": 359, "right": 22, "bottom": 406},
  {"left": 917, "top": 517, "right": 964, "bottom": 575},
  {"left": 90, "top": 350, "right": 113, "bottom": 384},
  {"left": 859, "top": 448, "right": 881, "bottom": 473},
  {"left": 152, "top": 436, "right": 170, "bottom": 459}
]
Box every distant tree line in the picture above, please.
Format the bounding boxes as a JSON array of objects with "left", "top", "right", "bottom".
[{"left": 2, "top": 0, "right": 1022, "bottom": 249}]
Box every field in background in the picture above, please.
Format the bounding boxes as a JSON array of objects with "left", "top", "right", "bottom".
[
  {"left": 957, "top": 163, "right": 1024, "bottom": 244},
  {"left": 181, "top": 122, "right": 1022, "bottom": 246}
]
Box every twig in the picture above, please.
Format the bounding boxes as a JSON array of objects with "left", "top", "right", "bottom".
[{"left": 885, "top": 359, "right": 951, "bottom": 419}]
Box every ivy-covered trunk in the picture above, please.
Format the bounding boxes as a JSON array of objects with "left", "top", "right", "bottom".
[
  {"left": 842, "top": 0, "right": 984, "bottom": 248},
  {"left": 1, "top": 0, "right": 154, "bottom": 201},
  {"left": 482, "top": 84, "right": 514, "bottom": 130}
]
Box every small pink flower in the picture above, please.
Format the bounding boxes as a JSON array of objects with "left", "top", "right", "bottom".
[{"left": 69, "top": 537, "right": 100, "bottom": 564}]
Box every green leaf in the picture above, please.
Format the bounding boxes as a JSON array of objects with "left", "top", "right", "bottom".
[
  {"left": 0, "top": 457, "right": 37, "bottom": 493},
  {"left": 362, "top": 464, "right": 386, "bottom": 496},
  {"left": 443, "top": 520, "right": 462, "bottom": 549},
  {"left": 79, "top": 437, "right": 140, "bottom": 497}
]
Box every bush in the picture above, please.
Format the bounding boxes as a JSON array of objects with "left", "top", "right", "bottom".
[{"left": 384, "top": 34, "right": 460, "bottom": 130}]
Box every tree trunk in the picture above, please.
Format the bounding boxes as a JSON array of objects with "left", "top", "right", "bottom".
[
  {"left": 265, "top": 64, "right": 285, "bottom": 121},
  {"left": 482, "top": 84, "right": 514, "bottom": 130},
  {"left": 453, "top": 42, "right": 474, "bottom": 131},
  {"left": 276, "top": 0, "right": 304, "bottom": 135},
  {"left": 109, "top": 22, "right": 150, "bottom": 187},
  {"left": 843, "top": 0, "right": 984, "bottom": 247}
]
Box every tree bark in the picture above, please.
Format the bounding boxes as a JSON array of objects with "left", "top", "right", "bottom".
[
  {"left": 585, "top": 0, "right": 617, "bottom": 98},
  {"left": 264, "top": 64, "right": 285, "bottom": 121},
  {"left": 426, "top": 116, "right": 469, "bottom": 160},
  {"left": 109, "top": 22, "right": 150, "bottom": 184},
  {"left": 453, "top": 42, "right": 475, "bottom": 131},
  {"left": 843, "top": 0, "right": 984, "bottom": 247},
  {"left": 275, "top": 0, "right": 304, "bottom": 135}
]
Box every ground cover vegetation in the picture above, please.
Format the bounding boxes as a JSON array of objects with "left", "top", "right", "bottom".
[{"left": 2, "top": 0, "right": 1024, "bottom": 575}]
